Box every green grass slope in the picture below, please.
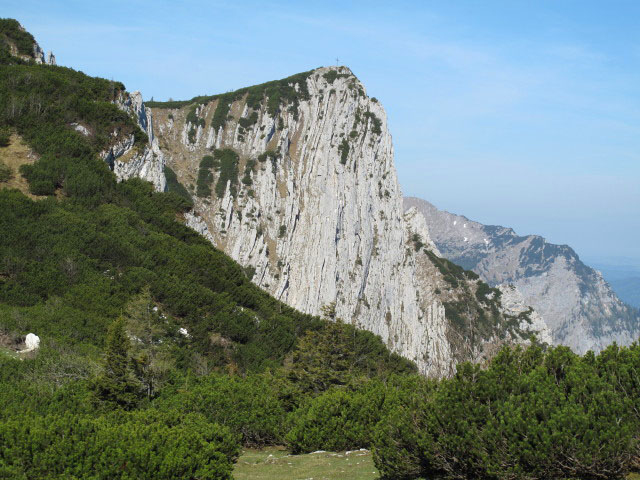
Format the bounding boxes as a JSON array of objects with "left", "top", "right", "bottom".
[{"left": 234, "top": 447, "right": 378, "bottom": 480}]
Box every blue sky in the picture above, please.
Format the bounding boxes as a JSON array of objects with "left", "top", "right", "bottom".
[{"left": 5, "top": 0, "right": 640, "bottom": 264}]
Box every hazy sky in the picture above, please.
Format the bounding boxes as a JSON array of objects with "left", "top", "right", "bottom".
[{"left": 5, "top": 0, "right": 640, "bottom": 263}]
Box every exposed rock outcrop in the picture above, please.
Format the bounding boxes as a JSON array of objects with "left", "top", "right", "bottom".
[
  {"left": 146, "top": 67, "right": 543, "bottom": 375},
  {"left": 405, "top": 196, "right": 640, "bottom": 353},
  {"left": 498, "top": 284, "right": 552, "bottom": 345},
  {"left": 33, "top": 42, "right": 45, "bottom": 64},
  {"left": 100, "top": 91, "right": 166, "bottom": 192}
]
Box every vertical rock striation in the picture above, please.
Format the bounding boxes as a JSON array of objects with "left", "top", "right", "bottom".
[
  {"left": 101, "top": 91, "right": 167, "bottom": 192},
  {"left": 146, "top": 67, "right": 542, "bottom": 375}
]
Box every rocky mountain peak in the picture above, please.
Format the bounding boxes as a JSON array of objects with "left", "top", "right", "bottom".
[{"left": 109, "top": 67, "right": 549, "bottom": 376}]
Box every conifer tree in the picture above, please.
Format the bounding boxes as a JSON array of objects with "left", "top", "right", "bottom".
[
  {"left": 94, "top": 317, "right": 141, "bottom": 409},
  {"left": 125, "top": 287, "right": 172, "bottom": 399},
  {"left": 284, "top": 320, "right": 354, "bottom": 395}
]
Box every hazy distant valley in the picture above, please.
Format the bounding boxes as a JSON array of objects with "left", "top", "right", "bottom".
[{"left": 592, "top": 262, "right": 640, "bottom": 309}]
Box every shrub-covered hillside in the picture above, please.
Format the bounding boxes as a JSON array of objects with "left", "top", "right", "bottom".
[
  {"left": 0, "top": 19, "right": 413, "bottom": 479},
  {"left": 0, "top": 18, "right": 38, "bottom": 64}
]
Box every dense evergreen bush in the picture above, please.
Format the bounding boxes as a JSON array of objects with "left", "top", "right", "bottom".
[
  {"left": 0, "top": 161, "right": 11, "bottom": 182},
  {"left": 0, "top": 127, "right": 10, "bottom": 147},
  {"left": 286, "top": 381, "right": 388, "bottom": 453},
  {"left": 155, "top": 373, "right": 287, "bottom": 447},
  {"left": 213, "top": 148, "right": 239, "bottom": 198},
  {"left": 150, "top": 69, "right": 314, "bottom": 123},
  {"left": 196, "top": 155, "right": 214, "bottom": 197},
  {"left": 282, "top": 319, "right": 415, "bottom": 399},
  {"left": 238, "top": 111, "right": 258, "bottom": 128},
  {"left": 371, "top": 376, "right": 436, "bottom": 479},
  {"left": 186, "top": 104, "right": 205, "bottom": 128},
  {"left": 241, "top": 158, "right": 256, "bottom": 186},
  {"left": 0, "top": 411, "right": 239, "bottom": 479},
  {"left": 163, "top": 165, "right": 192, "bottom": 205},
  {"left": 338, "top": 138, "right": 350, "bottom": 164},
  {"left": 186, "top": 105, "right": 206, "bottom": 143},
  {"left": 0, "top": 18, "right": 36, "bottom": 61},
  {"left": 363, "top": 111, "right": 382, "bottom": 135},
  {"left": 0, "top": 54, "right": 146, "bottom": 205},
  {"left": 211, "top": 94, "right": 233, "bottom": 131},
  {"left": 372, "top": 345, "right": 640, "bottom": 480}
]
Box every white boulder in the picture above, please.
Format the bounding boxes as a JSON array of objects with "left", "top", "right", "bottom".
[{"left": 20, "top": 333, "right": 40, "bottom": 353}]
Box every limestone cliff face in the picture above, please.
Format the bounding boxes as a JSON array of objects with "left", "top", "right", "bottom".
[
  {"left": 143, "top": 67, "right": 542, "bottom": 375},
  {"left": 405, "top": 196, "right": 640, "bottom": 353},
  {"left": 100, "top": 91, "right": 166, "bottom": 192}
]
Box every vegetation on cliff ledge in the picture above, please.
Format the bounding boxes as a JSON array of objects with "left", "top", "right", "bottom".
[{"left": 147, "top": 69, "right": 316, "bottom": 125}]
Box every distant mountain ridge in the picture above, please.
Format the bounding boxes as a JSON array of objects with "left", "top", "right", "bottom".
[{"left": 405, "top": 196, "right": 640, "bottom": 353}]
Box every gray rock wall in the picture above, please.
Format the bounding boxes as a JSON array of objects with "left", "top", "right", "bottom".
[
  {"left": 151, "top": 67, "right": 456, "bottom": 375},
  {"left": 102, "top": 91, "right": 167, "bottom": 192},
  {"left": 147, "top": 67, "right": 545, "bottom": 375}
]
